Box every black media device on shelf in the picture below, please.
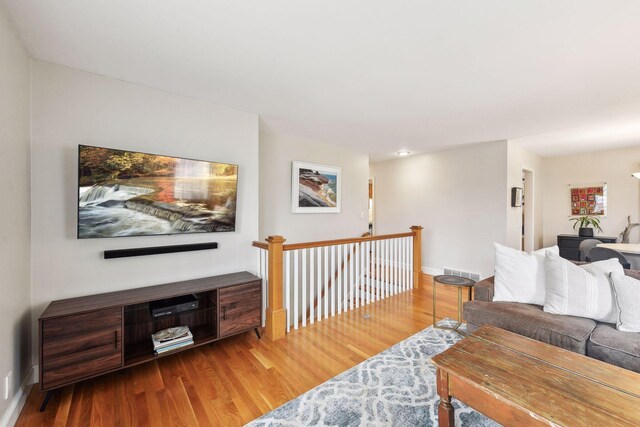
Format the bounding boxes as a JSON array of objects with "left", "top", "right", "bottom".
[{"left": 149, "top": 294, "right": 198, "bottom": 318}]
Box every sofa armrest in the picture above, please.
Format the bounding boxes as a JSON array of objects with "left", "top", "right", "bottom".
[{"left": 474, "top": 277, "right": 494, "bottom": 302}]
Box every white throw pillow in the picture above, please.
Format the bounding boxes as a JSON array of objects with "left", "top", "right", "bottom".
[
  {"left": 544, "top": 252, "right": 623, "bottom": 323},
  {"left": 610, "top": 271, "right": 640, "bottom": 332},
  {"left": 493, "top": 243, "right": 559, "bottom": 305}
]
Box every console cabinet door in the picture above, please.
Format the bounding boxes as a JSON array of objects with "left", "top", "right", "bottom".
[
  {"left": 41, "top": 307, "right": 122, "bottom": 390},
  {"left": 219, "top": 282, "right": 261, "bottom": 338}
]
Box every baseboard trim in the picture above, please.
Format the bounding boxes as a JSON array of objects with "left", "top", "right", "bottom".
[
  {"left": 0, "top": 367, "right": 33, "bottom": 427},
  {"left": 30, "top": 365, "right": 38, "bottom": 385},
  {"left": 423, "top": 266, "right": 444, "bottom": 276}
]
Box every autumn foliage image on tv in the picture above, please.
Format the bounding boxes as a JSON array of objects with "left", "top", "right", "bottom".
[{"left": 78, "top": 145, "right": 238, "bottom": 238}]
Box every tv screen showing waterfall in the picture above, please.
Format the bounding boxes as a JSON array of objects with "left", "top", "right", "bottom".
[{"left": 77, "top": 145, "right": 238, "bottom": 238}]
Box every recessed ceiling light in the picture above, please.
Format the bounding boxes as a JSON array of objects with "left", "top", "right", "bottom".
[{"left": 397, "top": 150, "right": 410, "bottom": 156}]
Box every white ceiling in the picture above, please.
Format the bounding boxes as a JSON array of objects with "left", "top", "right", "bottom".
[{"left": 4, "top": 0, "right": 640, "bottom": 161}]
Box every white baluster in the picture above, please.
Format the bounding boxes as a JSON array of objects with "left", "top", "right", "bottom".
[
  {"left": 330, "top": 245, "right": 336, "bottom": 317},
  {"left": 368, "top": 240, "right": 373, "bottom": 303},
  {"left": 372, "top": 240, "right": 377, "bottom": 301},
  {"left": 338, "top": 244, "right": 343, "bottom": 313},
  {"left": 349, "top": 243, "right": 355, "bottom": 310},
  {"left": 302, "top": 248, "right": 307, "bottom": 327},
  {"left": 409, "top": 235, "right": 414, "bottom": 289},
  {"left": 317, "top": 246, "right": 322, "bottom": 322},
  {"left": 387, "top": 240, "right": 393, "bottom": 297},
  {"left": 393, "top": 239, "right": 397, "bottom": 294},
  {"left": 384, "top": 239, "right": 389, "bottom": 298},
  {"left": 406, "top": 237, "right": 410, "bottom": 291},
  {"left": 360, "top": 244, "right": 364, "bottom": 305},
  {"left": 342, "top": 244, "right": 347, "bottom": 311},
  {"left": 353, "top": 242, "right": 358, "bottom": 309},
  {"left": 310, "top": 248, "right": 315, "bottom": 324},
  {"left": 293, "top": 250, "right": 299, "bottom": 330},
  {"left": 366, "top": 242, "right": 373, "bottom": 304},
  {"left": 324, "top": 246, "right": 329, "bottom": 319},
  {"left": 400, "top": 238, "right": 405, "bottom": 292},
  {"left": 377, "top": 239, "right": 382, "bottom": 300},
  {"left": 285, "top": 251, "right": 290, "bottom": 333},
  {"left": 388, "top": 239, "right": 392, "bottom": 298}
]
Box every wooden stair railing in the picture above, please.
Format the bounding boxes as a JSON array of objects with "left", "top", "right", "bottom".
[{"left": 252, "top": 226, "right": 423, "bottom": 340}]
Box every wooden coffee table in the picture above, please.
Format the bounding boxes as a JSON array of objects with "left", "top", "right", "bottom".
[{"left": 431, "top": 325, "right": 640, "bottom": 426}]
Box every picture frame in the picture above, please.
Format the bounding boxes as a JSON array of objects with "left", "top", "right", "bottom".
[
  {"left": 291, "top": 161, "right": 341, "bottom": 213},
  {"left": 568, "top": 182, "right": 607, "bottom": 216},
  {"left": 511, "top": 187, "right": 523, "bottom": 207}
]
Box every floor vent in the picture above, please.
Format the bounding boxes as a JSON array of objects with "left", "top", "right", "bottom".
[{"left": 443, "top": 268, "right": 481, "bottom": 283}]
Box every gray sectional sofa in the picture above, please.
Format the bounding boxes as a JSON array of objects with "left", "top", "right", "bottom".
[{"left": 463, "top": 269, "right": 640, "bottom": 373}]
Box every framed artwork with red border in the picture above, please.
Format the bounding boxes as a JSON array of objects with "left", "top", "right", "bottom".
[{"left": 569, "top": 183, "right": 607, "bottom": 216}]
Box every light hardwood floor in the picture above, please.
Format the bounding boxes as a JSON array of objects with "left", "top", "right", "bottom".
[{"left": 16, "top": 274, "right": 471, "bottom": 426}]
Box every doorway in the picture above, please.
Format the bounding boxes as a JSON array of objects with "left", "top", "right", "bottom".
[{"left": 522, "top": 169, "right": 535, "bottom": 252}]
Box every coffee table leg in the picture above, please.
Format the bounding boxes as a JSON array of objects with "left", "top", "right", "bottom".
[
  {"left": 457, "top": 287, "right": 463, "bottom": 323},
  {"left": 432, "top": 279, "right": 437, "bottom": 327},
  {"left": 436, "top": 368, "right": 455, "bottom": 427}
]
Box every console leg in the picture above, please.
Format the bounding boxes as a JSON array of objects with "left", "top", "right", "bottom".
[
  {"left": 254, "top": 328, "right": 261, "bottom": 339},
  {"left": 39, "top": 390, "right": 53, "bottom": 412}
]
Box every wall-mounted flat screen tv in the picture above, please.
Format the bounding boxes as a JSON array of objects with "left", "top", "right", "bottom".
[{"left": 78, "top": 145, "right": 238, "bottom": 239}]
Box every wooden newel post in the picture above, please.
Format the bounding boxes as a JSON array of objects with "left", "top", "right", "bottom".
[
  {"left": 265, "top": 235, "right": 287, "bottom": 340},
  {"left": 411, "top": 226, "right": 423, "bottom": 289}
]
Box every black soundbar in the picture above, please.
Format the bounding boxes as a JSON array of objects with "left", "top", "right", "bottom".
[{"left": 104, "top": 242, "right": 218, "bottom": 259}]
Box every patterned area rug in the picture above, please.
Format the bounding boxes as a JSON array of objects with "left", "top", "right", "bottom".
[{"left": 247, "top": 320, "right": 499, "bottom": 427}]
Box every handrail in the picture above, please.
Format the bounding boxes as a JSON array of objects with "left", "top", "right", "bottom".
[
  {"left": 251, "top": 232, "right": 376, "bottom": 251},
  {"left": 282, "top": 231, "right": 414, "bottom": 251},
  {"left": 252, "top": 241, "right": 268, "bottom": 250}
]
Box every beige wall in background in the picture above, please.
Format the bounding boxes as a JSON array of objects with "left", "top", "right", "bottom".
[
  {"left": 0, "top": 4, "right": 32, "bottom": 425},
  {"left": 371, "top": 140, "right": 508, "bottom": 278},
  {"left": 259, "top": 132, "right": 369, "bottom": 243},
  {"left": 30, "top": 61, "right": 260, "bottom": 367},
  {"left": 542, "top": 145, "right": 640, "bottom": 246}
]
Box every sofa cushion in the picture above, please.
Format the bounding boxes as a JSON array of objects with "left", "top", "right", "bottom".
[
  {"left": 610, "top": 271, "right": 640, "bottom": 332},
  {"left": 464, "top": 301, "right": 597, "bottom": 354},
  {"left": 544, "top": 253, "right": 622, "bottom": 323},
  {"left": 587, "top": 324, "right": 640, "bottom": 373},
  {"left": 493, "top": 243, "right": 559, "bottom": 305}
]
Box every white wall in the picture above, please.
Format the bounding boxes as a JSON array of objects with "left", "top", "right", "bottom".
[
  {"left": 259, "top": 132, "right": 369, "bottom": 243},
  {"left": 371, "top": 141, "right": 508, "bottom": 278},
  {"left": 30, "top": 61, "right": 259, "bottom": 366},
  {"left": 0, "top": 5, "right": 31, "bottom": 425},
  {"left": 542, "top": 145, "right": 640, "bottom": 246},
  {"left": 506, "top": 141, "right": 544, "bottom": 251}
]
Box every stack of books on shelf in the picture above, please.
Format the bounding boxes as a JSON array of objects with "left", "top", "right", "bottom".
[{"left": 152, "top": 326, "right": 194, "bottom": 355}]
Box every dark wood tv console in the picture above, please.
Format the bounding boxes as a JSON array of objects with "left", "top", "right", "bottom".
[{"left": 38, "top": 271, "right": 262, "bottom": 411}]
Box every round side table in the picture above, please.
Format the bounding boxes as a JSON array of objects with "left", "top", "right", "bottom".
[{"left": 432, "top": 275, "right": 475, "bottom": 336}]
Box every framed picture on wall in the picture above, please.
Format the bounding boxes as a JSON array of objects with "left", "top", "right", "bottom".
[
  {"left": 291, "top": 161, "right": 341, "bottom": 213},
  {"left": 511, "top": 187, "right": 523, "bottom": 207},
  {"left": 568, "top": 183, "right": 607, "bottom": 216}
]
